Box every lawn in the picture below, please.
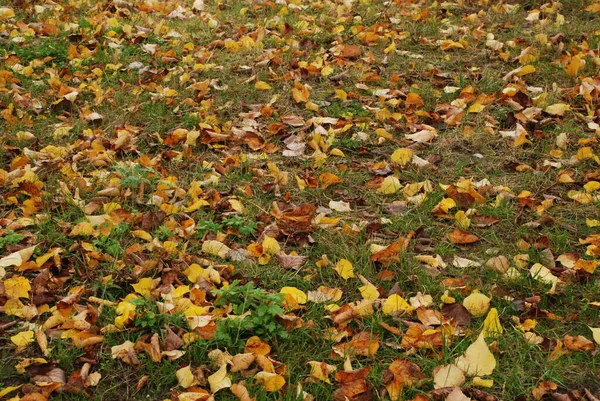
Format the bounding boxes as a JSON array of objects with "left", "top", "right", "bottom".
[{"left": 1, "top": 0, "right": 600, "bottom": 400}]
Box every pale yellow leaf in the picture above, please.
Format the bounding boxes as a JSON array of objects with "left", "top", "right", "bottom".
[
  {"left": 176, "top": 365, "right": 198, "bottom": 389},
  {"left": 433, "top": 364, "right": 465, "bottom": 389},
  {"left": 208, "top": 364, "right": 231, "bottom": 393},
  {"left": 378, "top": 176, "right": 401, "bottom": 194},
  {"left": 462, "top": 291, "right": 491, "bottom": 317},
  {"left": 455, "top": 333, "right": 496, "bottom": 376},
  {"left": 202, "top": 240, "right": 231, "bottom": 259},
  {"left": 589, "top": 326, "right": 600, "bottom": 345}
]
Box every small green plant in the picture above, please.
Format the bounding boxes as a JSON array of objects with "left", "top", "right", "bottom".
[
  {"left": 92, "top": 223, "right": 129, "bottom": 258},
  {"left": 195, "top": 219, "right": 223, "bottom": 237},
  {"left": 114, "top": 164, "right": 158, "bottom": 190},
  {"left": 212, "top": 280, "right": 287, "bottom": 345},
  {"left": 0, "top": 230, "right": 24, "bottom": 250},
  {"left": 194, "top": 216, "right": 258, "bottom": 238},
  {"left": 130, "top": 298, "right": 187, "bottom": 333},
  {"left": 155, "top": 225, "right": 174, "bottom": 241},
  {"left": 223, "top": 216, "right": 258, "bottom": 236}
]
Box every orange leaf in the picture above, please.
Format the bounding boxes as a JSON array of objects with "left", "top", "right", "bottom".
[{"left": 448, "top": 229, "right": 479, "bottom": 244}]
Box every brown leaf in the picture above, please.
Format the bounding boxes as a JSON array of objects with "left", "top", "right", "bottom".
[
  {"left": 448, "top": 229, "right": 479, "bottom": 244},
  {"left": 442, "top": 303, "right": 472, "bottom": 326},
  {"left": 533, "top": 381, "right": 558, "bottom": 400},
  {"left": 335, "top": 367, "right": 372, "bottom": 400},
  {"left": 340, "top": 45, "right": 362, "bottom": 58},
  {"left": 370, "top": 234, "right": 413, "bottom": 266},
  {"left": 141, "top": 210, "right": 166, "bottom": 231},
  {"left": 429, "top": 387, "right": 498, "bottom": 401},
  {"left": 564, "top": 335, "right": 595, "bottom": 351},
  {"left": 276, "top": 254, "right": 307, "bottom": 270},
  {"left": 383, "top": 360, "right": 423, "bottom": 401},
  {"left": 164, "top": 327, "right": 184, "bottom": 351}
]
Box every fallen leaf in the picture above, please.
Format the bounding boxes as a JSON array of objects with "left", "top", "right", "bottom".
[
  {"left": 433, "top": 364, "right": 465, "bottom": 389},
  {"left": 455, "top": 334, "right": 496, "bottom": 376},
  {"left": 208, "top": 364, "right": 232, "bottom": 393}
]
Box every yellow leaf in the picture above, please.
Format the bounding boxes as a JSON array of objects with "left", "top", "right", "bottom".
[
  {"left": 514, "top": 123, "right": 531, "bottom": 147},
  {"left": 280, "top": 287, "right": 307, "bottom": 304},
  {"left": 11, "top": 330, "right": 35, "bottom": 352},
  {"left": 114, "top": 300, "right": 136, "bottom": 328},
  {"left": 545, "top": 103, "right": 570, "bottom": 116},
  {"left": 0, "top": 385, "right": 21, "bottom": 398},
  {"left": 229, "top": 199, "right": 245, "bottom": 213},
  {"left": 335, "top": 89, "right": 347, "bottom": 101},
  {"left": 517, "top": 64, "right": 536, "bottom": 76},
  {"left": 292, "top": 82, "right": 310, "bottom": 103},
  {"left": 308, "top": 361, "right": 337, "bottom": 383},
  {"left": 132, "top": 277, "right": 156, "bottom": 297},
  {"left": 565, "top": 55, "right": 583, "bottom": 77},
  {"left": 472, "top": 377, "right": 494, "bottom": 387},
  {"left": 584, "top": 181, "right": 600, "bottom": 192},
  {"left": 378, "top": 176, "right": 402, "bottom": 194},
  {"left": 334, "top": 259, "right": 355, "bottom": 279},
  {"left": 483, "top": 308, "right": 503, "bottom": 337},
  {"left": 463, "top": 290, "right": 491, "bottom": 317},
  {"left": 262, "top": 236, "right": 281, "bottom": 255},
  {"left": 359, "top": 285, "right": 380, "bottom": 301},
  {"left": 588, "top": 327, "right": 600, "bottom": 345},
  {"left": 433, "top": 364, "right": 465, "bottom": 389},
  {"left": 4, "top": 298, "right": 24, "bottom": 317},
  {"left": 438, "top": 198, "right": 456, "bottom": 213},
  {"left": 384, "top": 41, "right": 396, "bottom": 54},
  {"left": 375, "top": 128, "right": 393, "bottom": 139},
  {"left": 0, "top": 7, "right": 15, "bottom": 20},
  {"left": 587, "top": 219, "right": 600, "bottom": 227},
  {"left": 321, "top": 65, "right": 334, "bottom": 77},
  {"left": 255, "top": 81, "right": 272, "bottom": 90},
  {"left": 440, "top": 39, "right": 464, "bottom": 50},
  {"left": 184, "top": 263, "right": 204, "bottom": 283},
  {"left": 455, "top": 333, "right": 496, "bottom": 376},
  {"left": 202, "top": 240, "right": 231, "bottom": 259},
  {"left": 467, "top": 102, "right": 485, "bottom": 113},
  {"left": 573, "top": 259, "right": 599, "bottom": 274},
  {"left": 455, "top": 210, "right": 471, "bottom": 229},
  {"left": 390, "top": 148, "right": 413, "bottom": 166},
  {"left": 35, "top": 248, "right": 62, "bottom": 267},
  {"left": 208, "top": 364, "right": 232, "bottom": 393},
  {"left": 576, "top": 147, "right": 595, "bottom": 161},
  {"left": 382, "top": 294, "right": 414, "bottom": 315},
  {"left": 255, "top": 371, "right": 286, "bottom": 392},
  {"left": 132, "top": 230, "right": 153, "bottom": 241},
  {"left": 177, "top": 365, "right": 199, "bottom": 389},
  {"left": 3, "top": 275, "right": 31, "bottom": 299},
  {"left": 70, "top": 221, "right": 95, "bottom": 236}
]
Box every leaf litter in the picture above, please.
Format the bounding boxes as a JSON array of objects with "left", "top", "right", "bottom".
[{"left": 1, "top": 0, "right": 600, "bottom": 400}]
